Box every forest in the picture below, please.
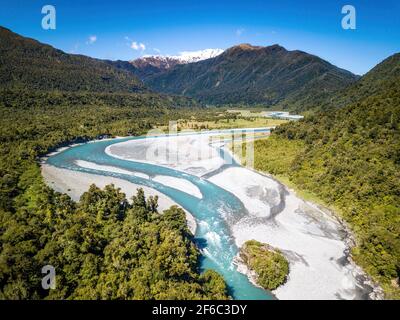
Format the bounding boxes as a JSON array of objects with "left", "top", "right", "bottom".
[{"left": 0, "top": 180, "right": 228, "bottom": 299}]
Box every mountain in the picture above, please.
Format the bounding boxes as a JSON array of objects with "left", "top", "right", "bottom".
[
  {"left": 258, "top": 53, "right": 400, "bottom": 298},
  {"left": 130, "top": 49, "right": 223, "bottom": 79},
  {"left": 323, "top": 53, "right": 400, "bottom": 109},
  {"left": 165, "top": 48, "right": 224, "bottom": 64},
  {"left": 130, "top": 56, "right": 183, "bottom": 79},
  {"left": 143, "top": 43, "right": 359, "bottom": 109},
  {"left": 0, "top": 26, "right": 145, "bottom": 93}
]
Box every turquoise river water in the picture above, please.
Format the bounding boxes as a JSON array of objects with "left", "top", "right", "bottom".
[{"left": 46, "top": 129, "right": 273, "bottom": 300}]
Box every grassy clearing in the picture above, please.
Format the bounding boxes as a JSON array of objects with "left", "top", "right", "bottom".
[
  {"left": 157, "top": 117, "right": 288, "bottom": 132},
  {"left": 182, "top": 117, "right": 287, "bottom": 130}
]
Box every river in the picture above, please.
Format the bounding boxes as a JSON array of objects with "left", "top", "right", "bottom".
[{"left": 46, "top": 128, "right": 274, "bottom": 300}]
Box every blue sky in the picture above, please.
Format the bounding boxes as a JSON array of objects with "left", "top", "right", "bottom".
[{"left": 1, "top": 0, "right": 399, "bottom": 74}]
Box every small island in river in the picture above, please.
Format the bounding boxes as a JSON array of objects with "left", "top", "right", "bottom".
[{"left": 239, "top": 240, "right": 289, "bottom": 291}]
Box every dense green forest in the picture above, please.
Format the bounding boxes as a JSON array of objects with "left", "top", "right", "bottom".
[
  {"left": 239, "top": 240, "right": 289, "bottom": 291},
  {"left": 0, "top": 88, "right": 231, "bottom": 299},
  {"left": 0, "top": 180, "right": 228, "bottom": 299},
  {"left": 248, "top": 53, "right": 400, "bottom": 299}
]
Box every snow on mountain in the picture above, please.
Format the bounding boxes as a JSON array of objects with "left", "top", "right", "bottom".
[
  {"left": 133, "top": 48, "right": 224, "bottom": 67},
  {"left": 169, "top": 48, "right": 224, "bottom": 63},
  {"left": 130, "top": 48, "right": 224, "bottom": 79}
]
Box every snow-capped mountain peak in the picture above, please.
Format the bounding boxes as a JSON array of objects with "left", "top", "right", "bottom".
[
  {"left": 169, "top": 48, "right": 224, "bottom": 63},
  {"left": 133, "top": 48, "right": 224, "bottom": 67},
  {"left": 130, "top": 48, "right": 224, "bottom": 78}
]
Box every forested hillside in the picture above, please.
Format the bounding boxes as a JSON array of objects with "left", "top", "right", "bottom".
[
  {"left": 322, "top": 53, "right": 400, "bottom": 110},
  {"left": 144, "top": 44, "right": 358, "bottom": 109},
  {"left": 0, "top": 27, "right": 144, "bottom": 93},
  {"left": 130, "top": 56, "right": 183, "bottom": 79},
  {"left": 251, "top": 53, "right": 400, "bottom": 298}
]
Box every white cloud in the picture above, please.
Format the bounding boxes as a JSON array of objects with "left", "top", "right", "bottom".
[
  {"left": 131, "top": 41, "right": 146, "bottom": 51},
  {"left": 87, "top": 35, "right": 97, "bottom": 45},
  {"left": 236, "top": 28, "right": 245, "bottom": 36},
  {"left": 153, "top": 48, "right": 161, "bottom": 53}
]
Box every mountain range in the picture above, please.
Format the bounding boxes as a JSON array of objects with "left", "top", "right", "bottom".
[
  {"left": 0, "top": 27, "right": 361, "bottom": 111},
  {"left": 139, "top": 43, "right": 359, "bottom": 109},
  {"left": 129, "top": 49, "right": 223, "bottom": 80}
]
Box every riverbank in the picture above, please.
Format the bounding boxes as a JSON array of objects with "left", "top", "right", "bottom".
[
  {"left": 41, "top": 164, "right": 197, "bottom": 235},
  {"left": 269, "top": 174, "right": 384, "bottom": 300},
  {"left": 224, "top": 141, "right": 384, "bottom": 299},
  {"left": 42, "top": 131, "right": 382, "bottom": 300},
  {"left": 234, "top": 135, "right": 389, "bottom": 299},
  {"left": 208, "top": 166, "right": 380, "bottom": 300},
  {"left": 105, "top": 133, "right": 382, "bottom": 299}
]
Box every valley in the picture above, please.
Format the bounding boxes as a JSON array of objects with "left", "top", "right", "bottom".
[{"left": 0, "top": 24, "right": 399, "bottom": 301}]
